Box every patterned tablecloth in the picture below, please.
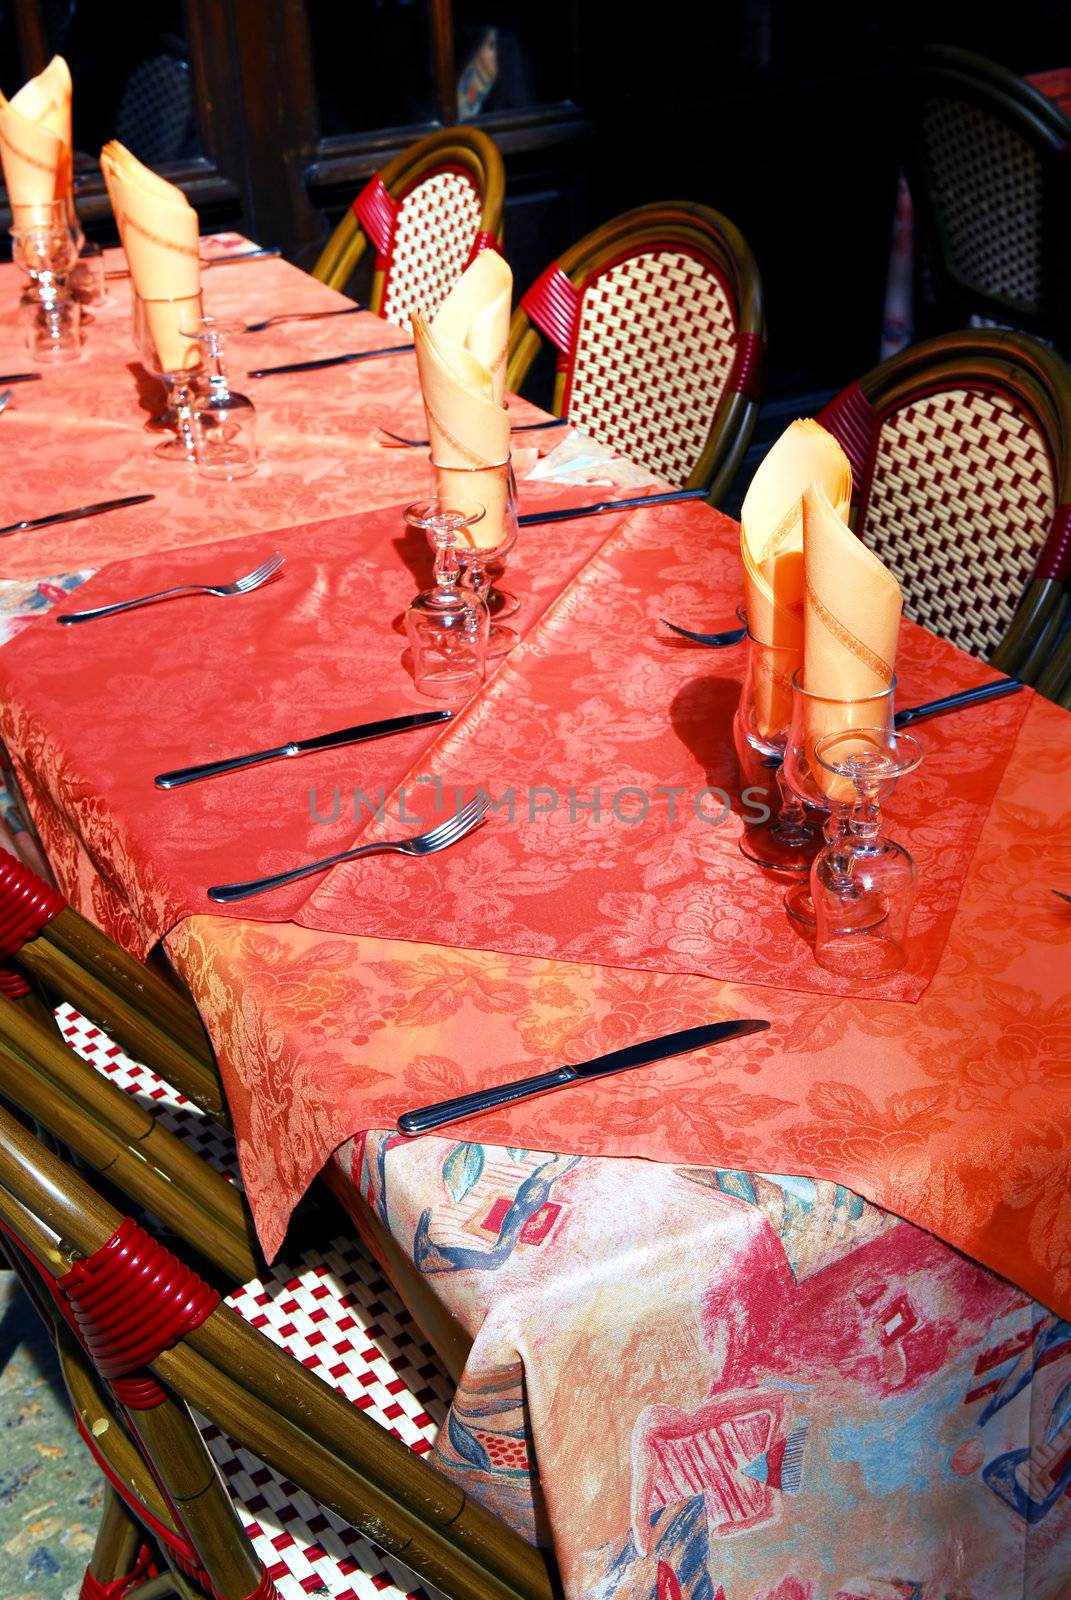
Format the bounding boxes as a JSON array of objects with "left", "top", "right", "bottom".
[{"left": 0, "top": 244, "right": 1069, "bottom": 1599}]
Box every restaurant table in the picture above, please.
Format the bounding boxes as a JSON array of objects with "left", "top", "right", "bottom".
[{"left": 0, "top": 240, "right": 1069, "bottom": 1600}]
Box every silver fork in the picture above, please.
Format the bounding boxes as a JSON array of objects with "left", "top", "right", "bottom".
[
  {"left": 207, "top": 796, "right": 489, "bottom": 902},
  {"left": 57, "top": 553, "right": 285, "bottom": 624},
  {"left": 0, "top": 390, "right": 13, "bottom": 415}
]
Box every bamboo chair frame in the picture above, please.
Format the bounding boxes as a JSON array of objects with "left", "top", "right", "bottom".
[
  {"left": 816, "top": 328, "right": 1071, "bottom": 684},
  {"left": 0, "top": 851, "right": 225, "bottom": 1120},
  {"left": 506, "top": 201, "right": 765, "bottom": 500},
  {"left": 907, "top": 46, "right": 1071, "bottom": 354},
  {"left": 312, "top": 125, "right": 505, "bottom": 316},
  {"left": 0, "top": 1105, "right": 557, "bottom": 1600}
]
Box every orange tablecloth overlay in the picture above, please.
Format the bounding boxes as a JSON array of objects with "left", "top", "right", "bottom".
[{"left": 0, "top": 244, "right": 1068, "bottom": 1327}]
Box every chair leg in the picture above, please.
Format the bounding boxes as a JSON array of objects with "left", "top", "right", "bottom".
[{"left": 80, "top": 1484, "right": 156, "bottom": 1599}]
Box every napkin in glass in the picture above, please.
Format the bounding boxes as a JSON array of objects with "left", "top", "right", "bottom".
[
  {"left": 413, "top": 249, "right": 512, "bottom": 550},
  {"left": 802, "top": 479, "right": 903, "bottom": 797},
  {"left": 0, "top": 55, "right": 71, "bottom": 225},
  {"left": 101, "top": 139, "right": 202, "bottom": 374},
  {"left": 739, "top": 418, "right": 852, "bottom": 737}
]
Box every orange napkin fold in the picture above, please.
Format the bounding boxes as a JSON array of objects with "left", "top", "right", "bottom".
[
  {"left": 0, "top": 55, "right": 71, "bottom": 225},
  {"left": 802, "top": 481, "right": 903, "bottom": 797},
  {"left": 413, "top": 249, "right": 512, "bottom": 551},
  {"left": 740, "top": 419, "right": 852, "bottom": 736},
  {"left": 100, "top": 140, "right": 202, "bottom": 374}
]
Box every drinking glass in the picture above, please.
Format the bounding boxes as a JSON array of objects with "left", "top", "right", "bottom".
[
  {"left": 180, "top": 316, "right": 258, "bottom": 480},
  {"left": 17, "top": 287, "right": 82, "bottom": 362},
  {"left": 733, "top": 613, "right": 817, "bottom": 875},
  {"left": 137, "top": 294, "right": 205, "bottom": 461},
  {"left": 427, "top": 456, "right": 519, "bottom": 654},
  {"left": 810, "top": 727, "right": 925, "bottom": 977},
  {"left": 10, "top": 202, "right": 83, "bottom": 363},
  {"left": 780, "top": 672, "right": 897, "bottom": 928},
  {"left": 404, "top": 500, "right": 490, "bottom": 701}
]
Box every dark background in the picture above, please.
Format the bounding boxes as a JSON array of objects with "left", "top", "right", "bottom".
[{"left": 2, "top": 0, "right": 1069, "bottom": 420}]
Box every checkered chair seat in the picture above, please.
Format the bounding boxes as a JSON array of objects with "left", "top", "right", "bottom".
[
  {"left": 861, "top": 386, "right": 1056, "bottom": 657},
  {"left": 55, "top": 1003, "right": 454, "bottom": 1600},
  {"left": 381, "top": 168, "right": 485, "bottom": 330},
  {"left": 566, "top": 249, "right": 739, "bottom": 487}
]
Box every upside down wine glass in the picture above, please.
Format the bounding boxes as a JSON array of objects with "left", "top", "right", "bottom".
[
  {"left": 180, "top": 315, "right": 258, "bottom": 479},
  {"left": 780, "top": 672, "right": 897, "bottom": 929},
  {"left": 10, "top": 200, "right": 82, "bottom": 362},
  {"left": 404, "top": 500, "right": 490, "bottom": 701},
  {"left": 427, "top": 457, "right": 519, "bottom": 655},
  {"left": 137, "top": 293, "right": 205, "bottom": 461},
  {"left": 810, "top": 726, "right": 925, "bottom": 977}
]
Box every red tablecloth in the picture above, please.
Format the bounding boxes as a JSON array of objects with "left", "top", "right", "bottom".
[{"left": 2, "top": 235, "right": 1069, "bottom": 1600}]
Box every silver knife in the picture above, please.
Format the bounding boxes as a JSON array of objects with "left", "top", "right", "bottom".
[
  {"left": 248, "top": 343, "right": 414, "bottom": 378},
  {"left": 0, "top": 494, "right": 155, "bottom": 538},
  {"left": 893, "top": 677, "right": 1023, "bottom": 727},
  {"left": 154, "top": 709, "right": 453, "bottom": 788},
  {"left": 397, "top": 1019, "right": 771, "bottom": 1134}
]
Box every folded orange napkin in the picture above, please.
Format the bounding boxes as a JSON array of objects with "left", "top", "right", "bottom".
[
  {"left": 413, "top": 249, "right": 512, "bottom": 551},
  {"left": 0, "top": 55, "right": 71, "bottom": 226},
  {"left": 739, "top": 419, "right": 852, "bottom": 736},
  {"left": 101, "top": 140, "right": 201, "bottom": 373},
  {"left": 802, "top": 481, "right": 903, "bottom": 796}
]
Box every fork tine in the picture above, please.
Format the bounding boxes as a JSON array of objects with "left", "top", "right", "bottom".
[
  {"left": 423, "top": 796, "right": 487, "bottom": 846},
  {"left": 236, "top": 553, "right": 284, "bottom": 589}
]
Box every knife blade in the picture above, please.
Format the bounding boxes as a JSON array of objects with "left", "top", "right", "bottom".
[
  {"left": 0, "top": 494, "right": 156, "bottom": 538},
  {"left": 397, "top": 1018, "right": 771, "bottom": 1135},
  {"left": 248, "top": 344, "right": 415, "bottom": 378},
  {"left": 518, "top": 486, "right": 709, "bottom": 526},
  {"left": 0, "top": 372, "right": 43, "bottom": 384},
  {"left": 893, "top": 677, "right": 1023, "bottom": 728},
  {"left": 154, "top": 709, "right": 453, "bottom": 789}
]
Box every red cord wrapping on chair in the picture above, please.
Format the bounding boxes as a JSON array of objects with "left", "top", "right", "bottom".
[
  {"left": 1038, "top": 503, "right": 1071, "bottom": 583},
  {"left": 727, "top": 331, "right": 765, "bottom": 400},
  {"left": 0, "top": 964, "right": 32, "bottom": 996},
  {"left": 60, "top": 1219, "right": 220, "bottom": 1403},
  {"left": 465, "top": 229, "right": 498, "bottom": 266},
  {"left": 352, "top": 174, "right": 398, "bottom": 270},
  {"left": 80, "top": 1543, "right": 159, "bottom": 1600},
  {"left": 0, "top": 850, "right": 65, "bottom": 959},
  {"left": 816, "top": 381, "right": 878, "bottom": 494},
  {"left": 520, "top": 263, "right": 581, "bottom": 366}
]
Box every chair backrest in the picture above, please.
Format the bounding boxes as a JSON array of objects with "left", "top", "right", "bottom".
[
  {"left": 312, "top": 126, "right": 506, "bottom": 328},
  {"left": 507, "top": 201, "right": 764, "bottom": 497},
  {"left": 0, "top": 1104, "right": 555, "bottom": 1600},
  {"left": 817, "top": 329, "right": 1071, "bottom": 670},
  {"left": 908, "top": 46, "right": 1071, "bottom": 350}
]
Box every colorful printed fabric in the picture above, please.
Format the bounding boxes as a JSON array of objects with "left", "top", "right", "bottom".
[{"left": 330, "top": 1134, "right": 1071, "bottom": 1600}]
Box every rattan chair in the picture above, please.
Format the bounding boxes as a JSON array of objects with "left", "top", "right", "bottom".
[
  {"left": 506, "top": 202, "right": 765, "bottom": 498},
  {"left": 907, "top": 46, "right": 1071, "bottom": 354},
  {"left": 0, "top": 850, "right": 555, "bottom": 1598},
  {"left": 817, "top": 328, "right": 1071, "bottom": 682},
  {"left": 0, "top": 1103, "right": 554, "bottom": 1600},
  {"left": 312, "top": 127, "right": 505, "bottom": 328}
]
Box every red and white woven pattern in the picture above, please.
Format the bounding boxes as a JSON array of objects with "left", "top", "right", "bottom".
[
  {"left": 860, "top": 387, "right": 1056, "bottom": 657},
  {"left": 381, "top": 170, "right": 484, "bottom": 331},
  {"left": 565, "top": 250, "right": 737, "bottom": 487},
  {"left": 55, "top": 1003, "right": 453, "bottom": 1600},
  {"left": 920, "top": 96, "right": 1044, "bottom": 307}
]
